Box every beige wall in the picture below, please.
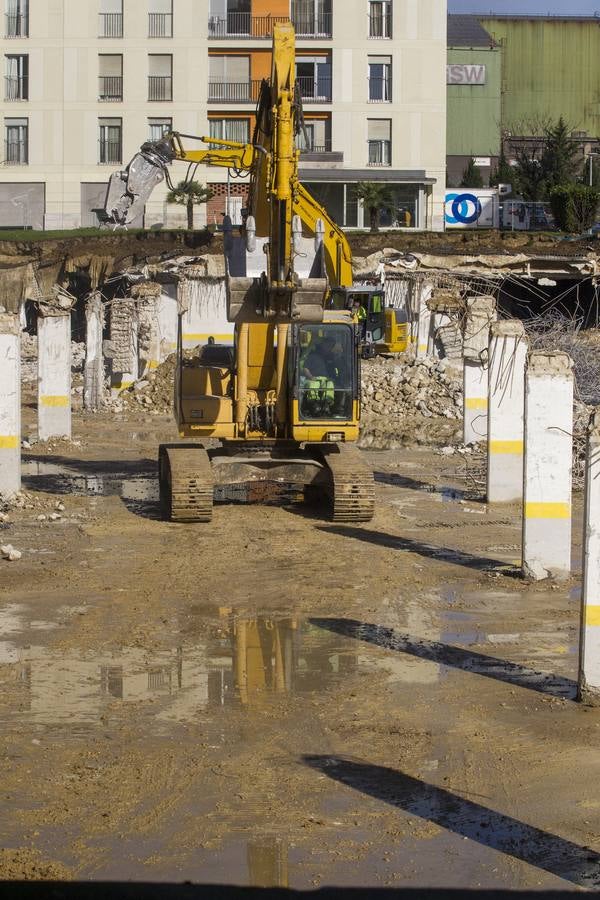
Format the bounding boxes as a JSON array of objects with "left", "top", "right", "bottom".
[{"left": 0, "top": 0, "right": 446, "bottom": 230}]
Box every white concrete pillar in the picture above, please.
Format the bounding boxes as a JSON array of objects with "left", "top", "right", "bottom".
[
  {"left": 84, "top": 292, "right": 104, "bottom": 412},
  {"left": 462, "top": 296, "right": 496, "bottom": 445},
  {"left": 179, "top": 277, "right": 232, "bottom": 350},
  {"left": 522, "top": 351, "right": 573, "bottom": 581},
  {"left": 487, "top": 320, "right": 528, "bottom": 503},
  {"left": 38, "top": 311, "right": 71, "bottom": 441},
  {"left": 0, "top": 313, "right": 21, "bottom": 497},
  {"left": 579, "top": 407, "right": 600, "bottom": 704},
  {"left": 416, "top": 282, "right": 434, "bottom": 359}
]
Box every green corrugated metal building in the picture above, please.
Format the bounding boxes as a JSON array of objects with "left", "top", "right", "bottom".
[
  {"left": 447, "top": 15, "right": 502, "bottom": 186},
  {"left": 481, "top": 16, "right": 600, "bottom": 137},
  {"left": 447, "top": 14, "right": 600, "bottom": 187}
]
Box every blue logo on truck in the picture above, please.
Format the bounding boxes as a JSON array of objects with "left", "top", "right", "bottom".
[{"left": 445, "top": 192, "right": 482, "bottom": 225}]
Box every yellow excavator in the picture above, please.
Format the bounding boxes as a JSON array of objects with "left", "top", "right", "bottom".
[{"left": 103, "top": 23, "right": 375, "bottom": 523}]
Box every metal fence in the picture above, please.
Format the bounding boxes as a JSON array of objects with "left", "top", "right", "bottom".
[
  {"left": 297, "top": 75, "right": 331, "bottom": 102},
  {"left": 5, "top": 13, "right": 28, "bottom": 37},
  {"left": 148, "top": 76, "right": 172, "bottom": 101},
  {"left": 207, "top": 80, "right": 261, "bottom": 103},
  {"left": 368, "top": 11, "right": 392, "bottom": 38},
  {"left": 98, "top": 76, "right": 123, "bottom": 102},
  {"left": 98, "top": 13, "right": 123, "bottom": 38},
  {"left": 148, "top": 13, "right": 172, "bottom": 37},
  {"left": 4, "top": 141, "right": 28, "bottom": 165},
  {"left": 207, "top": 12, "right": 332, "bottom": 38}
]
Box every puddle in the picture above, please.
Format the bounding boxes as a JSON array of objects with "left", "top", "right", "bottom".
[{"left": 0, "top": 614, "right": 377, "bottom": 728}]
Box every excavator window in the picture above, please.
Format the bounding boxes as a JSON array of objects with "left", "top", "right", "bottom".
[{"left": 297, "top": 324, "right": 354, "bottom": 421}]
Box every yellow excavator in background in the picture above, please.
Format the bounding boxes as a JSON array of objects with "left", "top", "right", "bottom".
[{"left": 103, "top": 23, "right": 375, "bottom": 523}]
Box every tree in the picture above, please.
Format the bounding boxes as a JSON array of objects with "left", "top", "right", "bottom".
[
  {"left": 512, "top": 146, "right": 547, "bottom": 201},
  {"left": 356, "top": 182, "right": 393, "bottom": 232},
  {"left": 166, "top": 180, "right": 213, "bottom": 230},
  {"left": 460, "top": 158, "right": 484, "bottom": 188},
  {"left": 489, "top": 151, "right": 514, "bottom": 190},
  {"left": 541, "top": 117, "right": 580, "bottom": 191},
  {"left": 550, "top": 184, "right": 600, "bottom": 233}
]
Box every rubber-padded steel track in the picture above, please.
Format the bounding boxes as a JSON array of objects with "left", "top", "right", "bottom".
[
  {"left": 321, "top": 445, "right": 375, "bottom": 523},
  {"left": 158, "top": 444, "right": 214, "bottom": 523}
]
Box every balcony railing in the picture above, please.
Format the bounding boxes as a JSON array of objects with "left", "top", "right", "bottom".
[
  {"left": 99, "top": 75, "right": 123, "bottom": 101},
  {"left": 208, "top": 12, "right": 332, "bottom": 38},
  {"left": 99, "top": 139, "right": 122, "bottom": 164},
  {"left": 5, "top": 77, "right": 28, "bottom": 101},
  {"left": 293, "top": 13, "right": 332, "bottom": 37},
  {"left": 149, "top": 13, "right": 172, "bottom": 37},
  {"left": 368, "top": 76, "right": 391, "bottom": 102},
  {"left": 297, "top": 75, "right": 331, "bottom": 103},
  {"left": 369, "top": 12, "right": 392, "bottom": 38},
  {"left": 5, "top": 140, "right": 28, "bottom": 164},
  {"left": 300, "top": 140, "right": 332, "bottom": 153},
  {"left": 208, "top": 80, "right": 261, "bottom": 103},
  {"left": 367, "top": 141, "right": 391, "bottom": 166},
  {"left": 5, "top": 13, "right": 28, "bottom": 37},
  {"left": 148, "top": 75, "right": 172, "bottom": 101},
  {"left": 99, "top": 13, "right": 123, "bottom": 38}
]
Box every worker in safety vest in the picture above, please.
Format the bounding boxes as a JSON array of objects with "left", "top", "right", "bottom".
[{"left": 351, "top": 298, "right": 367, "bottom": 340}]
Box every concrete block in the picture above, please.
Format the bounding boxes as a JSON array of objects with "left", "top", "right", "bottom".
[
  {"left": 579, "top": 407, "right": 600, "bottom": 704},
  {"left": 522, "top": 351, "right": 573, "bottom": 581},
  {"left": 0, "top": 313, "right": 21, "bottom": 497},
  {"left": 38, "top": 312, "right": 72, "bottom": 440}
]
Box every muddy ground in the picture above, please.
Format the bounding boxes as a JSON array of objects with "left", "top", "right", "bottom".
[{"left": 1, "top": 399, "right": 599, "bottom": 893}]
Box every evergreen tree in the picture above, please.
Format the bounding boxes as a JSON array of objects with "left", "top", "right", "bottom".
[
  {"left": 489, "top": 152, "right": 514, "bottom": 190},
  {"left": 459, "top": 158, "right": 484, "bottom": 188},
  {"left": 512, "top": 147, "right": 547, "bottom": 202},
  {"left": 541, "top": 117, "right": 580, "bottom": 191}
]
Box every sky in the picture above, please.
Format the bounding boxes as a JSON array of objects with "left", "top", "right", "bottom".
[{"left": 449, "top": 0, "right": 600, "bottom": 13}]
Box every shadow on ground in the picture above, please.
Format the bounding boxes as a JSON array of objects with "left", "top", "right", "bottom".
[
  {"left": 309, "top": 617, "right": 576, "bottom": 698},
  {"left": 303, "top": 756, "right": 600, "bottom": 889}
]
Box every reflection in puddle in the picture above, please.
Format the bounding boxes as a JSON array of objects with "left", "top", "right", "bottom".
[{"left": 0, "top": 613, "right": 378, "bottom": 727}]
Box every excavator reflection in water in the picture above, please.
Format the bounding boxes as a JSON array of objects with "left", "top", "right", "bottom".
[{"left": 102, "top": 23, "right": 375, "bottom": 524}]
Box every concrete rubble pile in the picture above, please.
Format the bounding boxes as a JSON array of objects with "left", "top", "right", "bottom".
[{"left": 361, "top": 354, "right": 463, "bottom": 423}]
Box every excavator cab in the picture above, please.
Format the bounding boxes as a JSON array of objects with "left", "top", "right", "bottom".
[{"left": 294, "top": 322, "right": 356, "bottom": 422}]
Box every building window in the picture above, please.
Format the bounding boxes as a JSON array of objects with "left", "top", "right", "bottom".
[
  {"left": 367, "top": 119, "right": 391, "bottom": 166},
  {"left": 368, "top": 56, "right": 391, "bottom": 102},
  {"left": 98, "top": 55, "right": 123, "bottom": 102},
  {"left": 296, "top": 56, "right": 331, "bottom": 102},
  {"left": 5, "top": 54, "right": 28, "bottom": 101},
  {"left": 208, "top": 0, "right": 251, "bottom": 38},
  {"left": 208, "top": 118, "right": 250, "bottom": 145},
  {"left": 149, "top": 0, "right": 173, "bottom": 38},
  {"left": 4, "top": 116, "right": 27, "bottom": 164},
  {"left": 98, "top": 117, "right": 122, "bottom": 164},
  {"left": 148, "top": 55, "right": 172, "bottom": 101},
  {"left": 298, "top": 117, "right": 331, "bottom": 152},
  {"left": 369, "top": 0, "right": 391, "bottom": 39},
  {"left": 291, "top": 0, "right": 332, "bottom": 38},
  {"left": 99, "top": 0, "right": 123, "bottom": 38},
  {"left": 208, "top": 55, "right": 253, "bottom": 102},
  {"left": 148, "top": 117, "right": 172, "bottom": 141},
  {"left": 5, "top": 0, "right": 28, "bottom": 38}
]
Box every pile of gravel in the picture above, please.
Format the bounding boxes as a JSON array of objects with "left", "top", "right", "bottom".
[{"left": 110, "top": 353, "right": 179, "bottom": 414}]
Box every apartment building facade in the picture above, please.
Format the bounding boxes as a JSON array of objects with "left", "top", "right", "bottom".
[{"left": 0, "top": 0, "right": 446, "bottom": 232}]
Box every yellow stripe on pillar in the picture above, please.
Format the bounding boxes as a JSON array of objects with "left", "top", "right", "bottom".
[
  {"left": 40, "top": 395, "right": 69, "bottom": 407},
  {"left": 465, "top": 398, "right": 488, "bottom": 410},
  {"left": 490, "top": 440, "right": 524, "bottom": 455},
  {"left": 0, "top": 435, "right": 18, "bottom": 449},
  {"left": 585, "top": 605, "right": 600, "bottom": 626},
  {"left": 525, "top": 502, "right": 571, "bottom": 519}
]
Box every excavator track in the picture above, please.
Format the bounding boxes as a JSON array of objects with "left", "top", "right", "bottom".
[
  {"left": 158, "top": 444, "right": 214, "bottom": 523},
  {"left": 320, "top": 445, "right": 375, "bottom": 523}
]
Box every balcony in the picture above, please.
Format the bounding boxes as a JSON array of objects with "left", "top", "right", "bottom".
[
  {"left": 208, "top": 13, "right": 286, "bottom": 38},
  {"left": 148, "top": 76, "right": 172, "bottom": 101},
  {"left": 299, "top": 139, "right": 343, "bottom": 163},
  {"left": 5, "top": 77, "right": 28, "bottom": 101},
  {"left": 98, "top": 140, "right": 122, "bottom": 164},
  {"left": 5, "top": 141, "right": 27, "bottom": 165},
  {"left": 369, "top": 12, "right": 392, "bottom": 38},
  {"left": 149, "top": 13, "right": 172, "bottom": 37},
  {"left": 99, "top": 76, "right": 123, "bottom": 102},
  {"left": 99, "top": 13, "right": 123, "bottom": 38},
  {"left": 297, "top": 75, "right": 331, "bottom": 103},
  {"left": 368, "top": 77, "right": 391, "bottom": 102},
  {"left": 367, "top": 142, "right": 391, "bottom": 167},
  {"left": 208, "top": 80, "right": 261, "bottom": 103},
  {"left": 5, "top": 13, "right": 28, "bottom": 37}
]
